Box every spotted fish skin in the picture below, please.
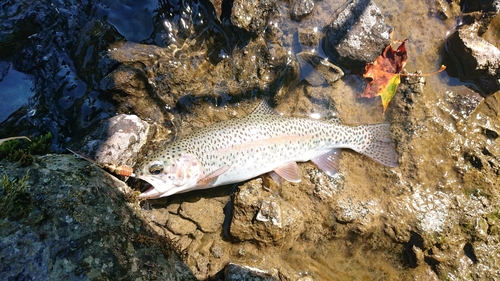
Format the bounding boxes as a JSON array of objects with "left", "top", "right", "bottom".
[{"left": 135, "top": 113, "right": 398, "bottom": 199}]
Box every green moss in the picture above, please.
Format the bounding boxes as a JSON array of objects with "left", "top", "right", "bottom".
[
  {"left": 27, "top": 132, "right": 52, "bottom": 154},
  {"left": 486, "top": 210, "right": 499, "bottom": 224},
  {"left": 432, "top": 233, "right": 447, "bottom": 245},
  {"left": 0, "top": 171, "right": 33, "bottom": 220},
  {"left": 462, "top": 186, "right": 492, "bottom": 199},
  {"left": 459, "top": 221, "right": 474, "bottom": 236},
  {"left": 0, "top": 133, "right": 52, "bottom": 166}
]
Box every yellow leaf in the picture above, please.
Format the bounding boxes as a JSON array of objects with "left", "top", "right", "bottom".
[{"left": 381, "top": 74, "right": 400, "bottom": 114}]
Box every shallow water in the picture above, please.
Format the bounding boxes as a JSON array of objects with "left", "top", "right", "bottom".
[
  {"left": 187, "top": 1, "right": 499, "bottom": 280},
  {"left": 0, "top": 62, "right": 34, "bottom": 123},
  {"left": 1, "top": 0, "right": 498, "bottom": 280}
]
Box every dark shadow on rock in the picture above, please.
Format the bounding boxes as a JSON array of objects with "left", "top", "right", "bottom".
[
  {"left": 443, "top": 0, "right": 500, "bottom": 95},
  {"left": 0, "top": 155, "right": 197, "bottom": 280},
  {"left": 403, "top": 231, "right": 424, "bottom": 268},
  {"left": 463, "top": 242, "right": 478, "bottom": 263}
]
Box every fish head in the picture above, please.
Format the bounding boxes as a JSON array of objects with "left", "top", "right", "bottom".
[{"left": 135, "top": 153, "right": 204, "bottom": 199}]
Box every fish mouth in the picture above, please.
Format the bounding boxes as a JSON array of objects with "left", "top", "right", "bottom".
[{"left": 137, "top": 175, "right": 171, "bottom": 199}]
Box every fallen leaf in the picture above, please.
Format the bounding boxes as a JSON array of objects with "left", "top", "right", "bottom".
[
  {"left": 360, "top": 39, "right": 408, "bottom": 113},
  {"left": 380, "top": 74, "right": 401, "bottom": 113}
]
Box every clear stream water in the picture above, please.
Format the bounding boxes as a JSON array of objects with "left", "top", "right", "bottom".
[{"left": 1, "top": 0, "right": 498, "bottom": 280}]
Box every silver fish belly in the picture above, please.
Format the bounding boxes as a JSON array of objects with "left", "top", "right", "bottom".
[{"left": 134, "top": 112, "right": 398, "bottom": 199}]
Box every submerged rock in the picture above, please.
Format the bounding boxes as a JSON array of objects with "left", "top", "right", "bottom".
[
  {"left": 444, "top": 86, "right": 484, "bottom": 119},
  {"left": 0, "top": 155, "right": 196, "bottom": 280},
  {"left": 297, "top": 27, "right": 321, "bottom": 46},
  {"left": 387, "top": 78, "right": 500, "bottom": 280},
  {"left": 180, "top": 198, "right": 225, "bottom": 233},
  {"left": 221, "top": 263, "right": 278, "bottom": 281},
  {"left": 290, "top": 0, "right": 315, "bottom": 21},
  {"left": 296, "top": 51, "right": 344, "bottom": 86},
  {"left": 322, "top": 0, "right": 392, "bottom": 71},
  {"left": 230, "top": 0, "right": 276, "bottom": 34},
  {"left": 230, "top": 179, "right": 304, "bottom": 246}
]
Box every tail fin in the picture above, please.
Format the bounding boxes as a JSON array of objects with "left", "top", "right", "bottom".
[{"left": 354, "top": 124, "right": 399, "bottom": 167}]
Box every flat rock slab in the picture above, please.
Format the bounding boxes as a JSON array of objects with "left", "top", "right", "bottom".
[{"left": 179, "top": 198, "right": 225, "bottom": 233}]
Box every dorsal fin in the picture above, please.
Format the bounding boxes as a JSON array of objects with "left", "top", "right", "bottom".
[
  {"left": 328, "top": 116, "right": 343, "bottom": 125},
  {"left": 251, "top": 100, "right": 279, "bottom": 115}
]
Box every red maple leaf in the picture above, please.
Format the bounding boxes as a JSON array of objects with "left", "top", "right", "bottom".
[{"left": 360, "top": 39, "right": 408, "bottom": 113}]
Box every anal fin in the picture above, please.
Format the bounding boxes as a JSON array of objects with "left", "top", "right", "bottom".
[
  {"left": 310, "top": 149, "right": 340, "bottom": 176},
  {"left": 273, "top": 162, "right": 302, "bottom": 183},
  {"left": 268, "top": 171, "right": 284, "bottom": 185}
]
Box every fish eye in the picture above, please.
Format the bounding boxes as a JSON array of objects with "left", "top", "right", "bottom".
[{"left": 148, "top": 161, "right": 164, "bottom": 175}]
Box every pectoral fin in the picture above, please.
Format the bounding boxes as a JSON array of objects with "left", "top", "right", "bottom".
[
  {"left": 310, "top": 149, "right": 340, "bottom": 176},
  {"left": 273, "top": 162, "right": 302, "bottom": 183},
  {"left": 197, "top": 166, "right": 230, "bottom": 187}
]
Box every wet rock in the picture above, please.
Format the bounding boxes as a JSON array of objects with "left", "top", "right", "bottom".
[
  {"left": 444, "top": 87, "right": 484, "bottom": 119},
  {"left": 103, "top": 37, "right": 295, "bottom": 136},
  {"left": 434, "top": 0, "right": 454, "bottom": 19},
  {"left": 461, "top": 0, "right": 500, "bottom": 35},
  {"left": 179, "top": 198, "right": 225, "bottom": 233},
  {"left": 74, "top": 20, "right": 126, "bottom": 85},
  {"left": 471, "top": 236, "right": 500, "bottom": 279},
  {"left": 0, "top": 155, "right": 195, "bottom": 280},
  {"left": 457, "top": 91, "right": 500, "bottom": 179},
  {"left": 69, "top": 114, "right": 149, "bottom": 167},
  {"left": 210, "top": 243, "right": 224, "bottom": 258},
  {"left": 296, "top": 51, "right": 344, "bottom": 86},
  {"left": 101, "top": 63, "right": 150, "bottom": 98},
  {"left": 290, "top": 0, "right": 315, "bottom": 21},
  {"left": 410, "top": 189, "right": 451, "bottom": 233},
  {"left": 190, "top": 251, "right": 211, "bottom": 277},
  {"left": 0, "top": 1, "right": 128, "bottom": 150},
  {"left": 298, "top": 27, "right": 321, "bottom": 46},
  {"left": 167, "top": 215, "right": 198, "bottom": 236},
  {"left": 210, "top": 0, "right": 224, "bottom": 19},
  {"left": 323, "top": 0, "right": 392, "bottom": 71},
  {"left": 175, "top": 235, "right": 195, "bottom": 253},
  {"left": 230, "top": 179, "right": 304, "bottom": 246},
  {"left": 308, "top": 168, "right": 345, "bottom": 200},
  {"left": 151, "top": 0, "right": 227, "bottom": 53},
  {"left": 445, "top": 22, "right": 500, "bottom": 95},
  {"left": 100, "top": 42, "right": 170, "bottom": 123},
  {"left": 222, "top": 263, "right": 277, "bottom": 281},
  {"left": 388, "top": 74, "right": 500, "bottom": 280},
  {"left": 473, "top": 217, "right": 489, "bottom": 241},
  {"left": 231, "top": 0, "right": 276, "bottom": 34},
  {"left": 143, "top": 207, "right": 170, "bottom": 235}
]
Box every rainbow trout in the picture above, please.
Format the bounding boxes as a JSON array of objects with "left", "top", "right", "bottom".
[{"left": 135, "top": 102, "right": 398, "bottom": 199}]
